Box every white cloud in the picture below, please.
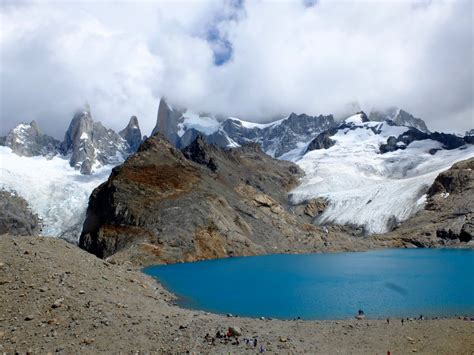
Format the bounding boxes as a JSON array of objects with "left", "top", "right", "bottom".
[{"left": 0, "top": 0, "right": 472, "bottom": 138}]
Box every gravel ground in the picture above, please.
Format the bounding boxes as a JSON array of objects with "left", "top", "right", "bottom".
[{"left": 1, "top": 235, "right": 473, "bottom": 354}]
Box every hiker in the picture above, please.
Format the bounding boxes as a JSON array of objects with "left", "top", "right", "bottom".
[
  {"left": 358, "top": 309, "right": 364, "bottom": 316},
  {"left": 259, "top": 344, "right": 265, "bottom": 353},
  {"left": 386, "top": 318, "right": 390, "bottom": 324},
  {"left": 204, "top": 333, "right": 211, "bottom": 342},
  {"left": 253, "top": 338, "right": 258, "bottom": 347},
  {"left": 401, "top": 318, "right": 404, "bottom": 325}
]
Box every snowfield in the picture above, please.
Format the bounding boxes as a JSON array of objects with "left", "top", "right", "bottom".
[
  {"left": 289, "top": 115, "right": 474, "bottom": 234},
  {"left": 0, "top": 146, "right": 113, "bottom": 242}
]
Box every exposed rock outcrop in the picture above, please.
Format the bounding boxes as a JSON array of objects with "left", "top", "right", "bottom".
[
  {"left": 379, "top": 129, "right": 469, "bottom": 154},
  {"left": 0, "top": 190, "right": 41, "bottom": 236},
  {"left": 305, "top": 127, "right": 338, "bottom": 152},
  {"left": 379, "top": 158, "right": 474, "bottom": 246},
  {"left": 303, "top": 198, "right": 328, "bottom": 217}
]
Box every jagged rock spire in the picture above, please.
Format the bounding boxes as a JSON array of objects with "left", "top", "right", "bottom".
[
  {"left": 61, "top": 104, "right": 129, "bottom": 174},
  {"left": 151, "top": 97, "right": 183, "bottom": 145},
  {"left": 119, "top": 116, "right": 142, "bottom": 152}
]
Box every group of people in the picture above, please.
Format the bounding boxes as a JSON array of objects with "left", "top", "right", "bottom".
[{"left": 204, "top": 331, "right": 266, "bottom": 352}]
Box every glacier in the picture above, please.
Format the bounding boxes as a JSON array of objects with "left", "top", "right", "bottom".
[
  {"left": 0, "top": 146, "right": 113, "bottom": 241},
  {"left": 288, "top": 115, "right": 474, "bottom": 234}
]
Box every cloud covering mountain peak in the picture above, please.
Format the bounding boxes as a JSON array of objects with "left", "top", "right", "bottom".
[{"left": 0, "top": 0, "right": 472, "bottom": 138}]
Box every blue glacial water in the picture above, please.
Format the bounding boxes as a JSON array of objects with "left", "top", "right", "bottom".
[{"left": 143, "top": 248, "right": 474, "bottom": 320}]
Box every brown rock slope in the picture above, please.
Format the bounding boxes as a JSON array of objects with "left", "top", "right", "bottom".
[
  {"left": 79, "top": 135, "right": 377, "bottom": 265},
  {"left": 378, "top": 157, "right": 474, "bottom": 247}
]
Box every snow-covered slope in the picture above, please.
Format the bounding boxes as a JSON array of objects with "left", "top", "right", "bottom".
[
  {"left": 0, "top": 146, "right": 112, "bottom": 241},
  {"left": 289, "top": 114, "right": 474, "bottom": 234}
]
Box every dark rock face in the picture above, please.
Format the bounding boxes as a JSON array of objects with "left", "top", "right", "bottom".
[
  {"left": 0, "top": 190, "right": 41, "bottom": 236},
  {"left": 382, "top": 158, "right": 474, "bottom": 246},
  {"left": 3, "top": 121, "right": 60, "bottom": 157},
  {"left": 379, "top": 128, "right": 470, "bottom": 154},
  {"left": 257, "top": 113, "right": 336, "bottom": 157},
  {"left": 305, "top": 127, "right": 338, "bottom": 152},
  {"left": 182, "top": 135, "right": 218, "bottom": 172},
  {"left": 119, "top": 116, "right": 142, "bottom": 152},
  {"left": 61, "top": 105, "right": 129, "bottom": 174},
  {"left": 369, "top": 107, "right": 430, "bottom": 133},
  {"left": 79, "top": 134, "right": 370, "bottom": 264}
]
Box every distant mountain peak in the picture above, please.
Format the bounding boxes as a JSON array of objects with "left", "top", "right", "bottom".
[{"left": 368, "top": 107, "right": 430, "bottom": 133}]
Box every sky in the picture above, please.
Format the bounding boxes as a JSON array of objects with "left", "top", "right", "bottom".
[{"left": 0, "top": 0, "right": 472, "bottom": 138}]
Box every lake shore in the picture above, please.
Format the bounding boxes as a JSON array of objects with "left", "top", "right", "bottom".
[{"left": 1, "top": 235, "right": 473, "bottom": 354}]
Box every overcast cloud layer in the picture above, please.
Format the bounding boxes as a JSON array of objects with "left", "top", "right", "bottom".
[{"left": 0, "top": 0, "right": 472, "bottom": 138}]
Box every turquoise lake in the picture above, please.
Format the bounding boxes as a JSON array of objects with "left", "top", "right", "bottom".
[{"left": 143, "top": 249, "right": 474, "bottom": 320}]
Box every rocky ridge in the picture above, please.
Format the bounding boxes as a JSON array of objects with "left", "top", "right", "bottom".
[
  {"left": 78, "top": 133, "right": 386, "bottom": 265},
  {"left": 151, "top": 98, "right": 337, "bottom": 157},
  {"left": 306, "top": 112, "right": 473, "bottom": 155},
  {"left": 368, "top": 107, "right": 430, "bottom": 133},
  {"left": 151, "top": 98, "right": 440, "bottom": 159}
]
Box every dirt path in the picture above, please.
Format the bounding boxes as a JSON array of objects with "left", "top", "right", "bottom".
[{"left": 1, "top": 235, "right": 473, "bottom": 354}]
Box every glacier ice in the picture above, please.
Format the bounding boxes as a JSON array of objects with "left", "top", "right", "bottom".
[
  {"left": 289, "top": 118, "right": 474, "bottom": 234},
  {"left": 0, "top": 146, "right": 113, "bottom": 242}
]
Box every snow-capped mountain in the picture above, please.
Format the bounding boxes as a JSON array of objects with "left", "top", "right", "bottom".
[
  {"left": 288, "top": 113, "right": 474, "bottom": 234},
  {"left": 2, "top": 120, "right": 61, "bottom": 157},
  {"left": 151, "top": 98, "right": 336, "bottom": 158},
  {"left": 0, "top": 106, "right": 144, "bottom": 240}
]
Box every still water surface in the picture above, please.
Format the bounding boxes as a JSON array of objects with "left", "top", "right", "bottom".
[{"left": 144, "top": 249, "right": 474, "bottom": 320}]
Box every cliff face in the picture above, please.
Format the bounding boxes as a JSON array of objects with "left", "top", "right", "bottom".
[
  {"left": 379, "top": 157, "right": 474, "bottom": 246},
  {"left": 79, "top": 134, "right": 374, "bottom": 265}
]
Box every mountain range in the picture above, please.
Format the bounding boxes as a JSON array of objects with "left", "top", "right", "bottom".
[{"left": 0, "top": 98, "right": 473, "bottom": 247}]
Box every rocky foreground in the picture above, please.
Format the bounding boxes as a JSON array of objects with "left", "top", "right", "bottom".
[{"left": 1, "top": 235, "right": 473, "bottom": 354}]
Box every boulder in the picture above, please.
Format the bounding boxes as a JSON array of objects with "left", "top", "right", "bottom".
[{"left": 304, "top": 198, "right": 327, "bottom": 217}]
